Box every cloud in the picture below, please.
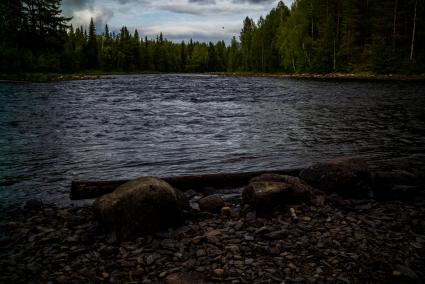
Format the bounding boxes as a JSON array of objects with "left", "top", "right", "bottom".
[
  {"left": 115, "top": 0, "right": 149, "bottom": 4},
  {"left": 156, "top": 0, "right": 276, "bottom": 16},
  {"left": 189, "top": 0, "right": 217, "bottom": 4},
  {"left": 61, "top": 0, "right": 95, "bottom": 16},
  {"left": 132, "top": 19, "right": 242, "bottom": 43},
  {"left": 233, "top": 0, "right": 275, "bottom": 3},
  {"left": 60, "top": 0, "right": 294, "bottom": 41},
  {"left": 157, "top": 4, "right": 237, "bottom": 15},
  {"left": 71, "top": 6, "right": 114, "bottom": 29}
]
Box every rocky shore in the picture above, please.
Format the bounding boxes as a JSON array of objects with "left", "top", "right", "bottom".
[{"left": 1, "top": 159, "right": 425, "bottom": 284}]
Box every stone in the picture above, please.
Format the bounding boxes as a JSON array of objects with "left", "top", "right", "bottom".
[
  {"left": 145, "top": 253, "right": 161, "bottom": 265},
  {"left": 243, "top": 181, "right": 289, "bottom": 209},
  {"left": 264, "top": 230, "right": 288, "bottom": 240},
  {"left": 244, "top": 234, "right": 254, "bottom": 241},
  {"left": 165, "top": 272, "right": 205, "bottom": 284},
  {"left": 243, "top": 174, "right": 317, "bottom": 209},
  {"left": 93, "top": 177, "right": 188, "bottom": 241},
  {"left": 198, "top": 195, "right": 225, "bottom": 213},
  {"left": 221, "top": 206, "right": 232, "bottom": 217},
  {"left": 245, "top": 211, "right": 256, "bottom": 223},
  {"left": 299, "top": 158, "right": 370, "bottom": 197},
  {"left": 212, "top": 268, "right": 225, "bottom": 278}
]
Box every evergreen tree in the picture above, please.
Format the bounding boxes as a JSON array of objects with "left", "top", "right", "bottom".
[
  {"left": 85, "top": 18, "right": 98, "bottom": 69},
  {"left": 240, "top": 17, "right": 256, "bottom": 71}
]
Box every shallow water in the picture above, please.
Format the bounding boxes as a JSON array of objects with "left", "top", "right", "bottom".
[{"left": 1, "top": 74, "right": 424, "bottom": 205}]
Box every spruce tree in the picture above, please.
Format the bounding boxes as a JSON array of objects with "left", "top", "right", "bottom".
[{"left": 86, "top": 18, "right": 98, "bottom": 69}]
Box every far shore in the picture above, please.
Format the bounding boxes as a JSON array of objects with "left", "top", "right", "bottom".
[{"left": 1, "top": 71, "right": 425, "bottom": 83}]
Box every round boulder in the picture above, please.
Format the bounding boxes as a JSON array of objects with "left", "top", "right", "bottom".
[
  {"left": 299, "top": 158, "right": 370, "bottom": 197},
  {"left": 93, "top": 177, "right": 189, "bottom": 241}
]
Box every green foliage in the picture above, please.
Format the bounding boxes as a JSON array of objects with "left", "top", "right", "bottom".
[
  {"left": 1, "top": 0, "right": 424, "bottom": 75},
  {"left": 238, "top": 0, "right": 425, "bottom": 74}
]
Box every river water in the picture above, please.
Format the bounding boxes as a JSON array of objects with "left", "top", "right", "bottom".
[{"left": 1, "top": 74, "right": 424, "bottom": 205}]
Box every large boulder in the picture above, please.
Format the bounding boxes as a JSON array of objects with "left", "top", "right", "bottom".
[
  {"left": 243, "top": 174, "right": 318, "bottom": 209},
  {"left": 299, "top": 158, "right": 370, "bottom": 197},
  {"left": 93, "top": 177, "right": 189, "bottom": 241}
]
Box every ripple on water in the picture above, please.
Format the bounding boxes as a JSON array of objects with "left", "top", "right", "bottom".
[{"left": 0, "top": 75, "right": 424, "bottom": 206}]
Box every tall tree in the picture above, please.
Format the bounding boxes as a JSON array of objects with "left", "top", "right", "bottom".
[
  {"left": 240, "top": 17, "right": 256, "bottom": 71},
  {"left": 86, "top": 18, "right": 98, "bottom": 68}
]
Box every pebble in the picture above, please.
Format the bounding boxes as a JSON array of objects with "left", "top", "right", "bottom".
[
  {"left": 221, "top": 207, "right": 232, "bottom": 217},
  {"left": 245, "top": 258, "right": 254, "bottom": 265},
  {"left": 244, "top": 234, "right": 254, "bottom": 241},
  {"left": 264, "top": 230, "right": 288, "bottom": 239},
  {"left": 213, "top": 268, "right": 225, "bottom": 277}
]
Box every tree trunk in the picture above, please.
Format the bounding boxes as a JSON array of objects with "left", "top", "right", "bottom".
[
  {"left": 311, "top": 0, "right": 314, "bottom": 39},
  {"left": 333, "top": 38, "right": 336, "bottom": 71},
  {"left": 410, "top": 0, "right": 417, "bottom": 61},
  {"left": 70, "top": 168, "right": 302, "bottom": 200},
  {"left": 393, "top": 0, "right": 398, "bottom": 53}
]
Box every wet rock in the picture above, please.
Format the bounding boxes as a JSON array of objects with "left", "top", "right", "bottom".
[
  {"left": 243, "top": 181, "right": 289, "bottom": 209},
  {"left": 198, "top": 195, "right": 225, "bottom": 213},
  {"left": 93, "top": 177, "right": 188, "bottom": 240},
  {"left": 243, "top": 174, "right": 318, "bottom": 209},
  {"left": 299, "top": 158, "right": 370, "bottom": 197}
]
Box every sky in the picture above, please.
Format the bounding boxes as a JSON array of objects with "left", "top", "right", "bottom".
[{"left": 61, "top": 0, "right": 294, "bottom": 43}]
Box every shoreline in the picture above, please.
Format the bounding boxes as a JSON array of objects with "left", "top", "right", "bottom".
[
  {"left": 214, "top": 72, "right": 425, "bottom": 82},
  {"left": 1, "top": 192, "right": 424, "bottom": 283},
  {"left": 1, "top": 71, "right": 425, "bottom": 83},
  {"left": 2, "top": 160, "right": 425, "bottom": 283}
]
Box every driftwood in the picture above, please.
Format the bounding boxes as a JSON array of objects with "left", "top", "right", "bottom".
[{"left": 71, "top": 168, "right": 301, "bottom": 200}]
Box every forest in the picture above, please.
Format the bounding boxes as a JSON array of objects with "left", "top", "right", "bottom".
[{"left": 0, "top": 0, "right": 424, "bottom": 75}]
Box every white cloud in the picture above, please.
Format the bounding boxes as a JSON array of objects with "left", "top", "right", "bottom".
[{"left": 71, "top": 6, "right": 114, "bottom": 29}]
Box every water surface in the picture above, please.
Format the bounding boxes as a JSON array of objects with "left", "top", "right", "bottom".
[{"left": 1, "top": 74, "right": 424, "bottom": 205}]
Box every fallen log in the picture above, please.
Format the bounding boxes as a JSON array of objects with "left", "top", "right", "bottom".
[{"left": 71, "top": 168, "right": 302, "bottom": 200}]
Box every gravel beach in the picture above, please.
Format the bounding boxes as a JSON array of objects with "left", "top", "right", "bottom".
[{"left": 1, "top": 192, "right": 424, "bottom": 284}]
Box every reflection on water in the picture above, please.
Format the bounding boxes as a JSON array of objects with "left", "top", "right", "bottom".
[{"left": 0, "top": 75, "right": 424, "bottom": 205}]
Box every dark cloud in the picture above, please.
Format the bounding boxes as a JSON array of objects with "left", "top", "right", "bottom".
[
  {"left": 188, "top": 0, "right": 217, "bottom": 4},
  {"left": 232, "top": 0, "right": 274, "bottom": 3},
  {"left": 61, "top": 0, "right": 94, "bottom": 15},
  {"left": 114, "top": 0, "right": 149, "bottom": 4}
]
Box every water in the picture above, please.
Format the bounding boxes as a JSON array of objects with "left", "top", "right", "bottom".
[{"left": 1, "top": 74, "right": 424, "bottom": 205}]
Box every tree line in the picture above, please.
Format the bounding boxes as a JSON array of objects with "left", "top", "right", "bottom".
[{"left": 1, "top": 0, "right": 424, "bottom": 75}]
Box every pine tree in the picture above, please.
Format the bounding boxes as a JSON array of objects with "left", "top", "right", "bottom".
[{"left": 86, "top": 18, "right": 98, "bottom": 69}]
